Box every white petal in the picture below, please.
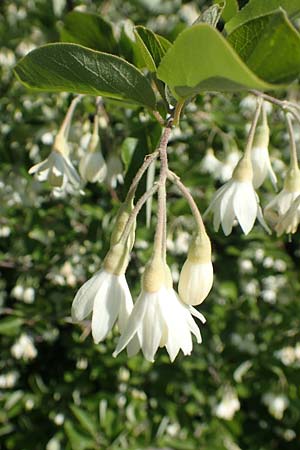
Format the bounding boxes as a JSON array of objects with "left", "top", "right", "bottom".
[
  {"left": 71, "top": 269, "right": 103, "bottom": 322},
  {"left": 117, "top": 276, "right": 140, "bottom": 357},
  {"left": 233, "top": 182, "right": 257, "bottom": 234},
  {"left": 63, "top": 156, "right": 81, "bottom": 186},
  {"left": 220, "top": 184, "right": 236, "bottom": 235},
  {"left": 28, "top": 158, "right": 50, "bottom": 175},
  {"left": 91, "top": 273, "right": 122, "bottom": 343},
  {"left": 190, "top": 306, "right": 206, "bottom": 324},
  {"left": 139, "top": 294, "right": 163, "bottom": 362},
  {"left": 113, "top": 292, "right": 147, "bottom": 357}
]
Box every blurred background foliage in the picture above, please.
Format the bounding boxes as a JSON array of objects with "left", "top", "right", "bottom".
[{"left": 1, "top": 0, "right": 300, "bottom": 449}]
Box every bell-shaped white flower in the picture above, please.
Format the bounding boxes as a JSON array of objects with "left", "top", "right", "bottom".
[
  {"left": 72, "top": 241, "right": 137, "bottom": 354},
  {"left": 265, "top": 167, "right": 300, "bottom": 227},
  {"left": 79, "top": 115, "right": 107, "bottom": 183},
  {"left": 205, "top": 157, "right": 268, "bottom": 235},
  {"left": 29, "top": 138, "right": 80, "bottom": 189},
  {"left": 29, "top": 96, "right": 81, "bottom": 191},
  {"left": 79, "top": 152, "right": 107, "bottom": 183},
  {"left": 275, "top": 195, "right": 300, "bottom": 236},
  {"left": 251, "top": 119, "right": 277, "bottom": 189},
  {"left": 200, "top": 148, "right": 222, "bottom": 176},
  {"left": 113, "top": 257, "right": 205, "bottom": 362},
  {"left": 178, "top": 231, "right": 213, "bottom": 306}
]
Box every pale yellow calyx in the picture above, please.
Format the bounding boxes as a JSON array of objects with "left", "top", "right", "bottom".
[
  {"left": 232, "top": 157, "right": 253, "bottom": 182},
  {"left": 53, "top": 133, "right": 69, "bottom": 156},
  {"left": 187, "top": 232, "right": 212, "bottom": 264},
  {"left": 110, "top": 200, "right": 136, "bottom": 251},
  {"left": 284, "top": 168, "right": 300, "bottom": 192},
  {"left": 142, "top": 257, "right": 166, "bottom": 293},
  {"left": 253, "top": 124, "right": 269, "bottom": 149},
  {"left": 103, "top": 243, "right": 129, "bottom": 275}
]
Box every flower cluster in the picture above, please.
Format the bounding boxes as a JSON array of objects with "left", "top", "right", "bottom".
[
  {"left": 205, "top": 103, "right": 300, "bottom": 237},
  {"left": 28, "top": 96, "right": 122, "bottom": 196}
]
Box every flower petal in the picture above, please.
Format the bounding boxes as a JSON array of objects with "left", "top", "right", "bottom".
[
  {"left": 233, "top": 182, "right": 257, "bottom": 234},
  {"left": 92, "top": 273, "right": 121, "bottom": 344},
  {"left": 71, "top": 269, "right": 103, "bottom": 322}
]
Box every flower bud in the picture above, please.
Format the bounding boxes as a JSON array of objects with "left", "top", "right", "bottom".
[
  {"left": 178, "top": 231, "right": 213, "bottom": 305},
  {"left": 110, "top": 201, "right": 136, "bottom": 251}
]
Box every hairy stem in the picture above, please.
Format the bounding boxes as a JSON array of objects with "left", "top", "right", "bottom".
[
  {"left": 153, "top": 120, "right": 173, "bottom": 259},
  {"left": 244, "top": 97, "right": 262, "bottom": 159},
  {"left": 286, "top": 113, "right": 299, "bottom": 170},
  {"left": 119, "top": 184, "right": 159, "bottom": 244},
  {"left": 167, "top": 170, "right": 206, "bottom": 234},
  {"left": 125, "top": 151, "right": 159, "bottom": 203}
]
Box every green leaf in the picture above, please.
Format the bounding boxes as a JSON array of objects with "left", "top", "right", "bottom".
[
  {"left": 157, "top": 24, "right": 281, "bottom": 98},
  {"left": 64, "top": 420, "right": 95, "bottom": 450},
  {"left": 70, "top": 405, "right": 98, "bottom": 439},
  {"left": 134, "top": 26, "right": 171, "bottom": 71},
  {"left": 227, "top": 10, "right": 300, "bottom": 83},
  {"left": 0, "top": 317, "right": 24, "bottom": 336},
  {"left": 60, "top": 11, "right": 118, "bottom": 54},
  {"left": 214, "top": 0, "right": 239, "bottom": 22},
  {"left": 14, "top": 43, "right": 156, "bottom": 108},
  {"left": 226, "top": 0, "right": 300, "bottom": 33},
  {"left": 193, "top": 3, "right": 224, "bottom": 27}
]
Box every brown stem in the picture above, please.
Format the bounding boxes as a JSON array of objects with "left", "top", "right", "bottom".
[
  {"left": 125, "top": 151, "right": 159, "bottom": 202},
  {"left": 244, "top": 97, "right": 262, "bottom": 159},
  {"left": 286, "top": 114, "right": 299, "bottom": 170}
]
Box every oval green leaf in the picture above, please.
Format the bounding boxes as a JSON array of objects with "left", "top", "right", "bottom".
[
  {"left": 157, "top": 23, "right": 281, "bottom": 98},
  {"left": 60, "top": 11, "right": 118, "bottom": 54},
  {"left": 228, "top": 10, "right": 300, "bottom": 84},
  {"left": 14, "top": 43, "right": 156, "bottom": 109},
  {"left": 134, "top": 26, "right": 171, "bottom": 72},
  {"left": 226, "top": 0, "right": 300, "bottom": 33}
]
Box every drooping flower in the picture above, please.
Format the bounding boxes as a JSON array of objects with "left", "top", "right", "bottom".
[
  {"left": 205, "top": 157, "right": 268, "bottom": 235},
  {"left": 264, "top": 167, "right": 300, "bottom": 228},
  {"left": 275, "top": 194, "right": 300, "bottom": 236},
  {"left": 215, "top": 387, "right": 240, "bottom": 420},
  {"left": 178, "top": 231, "right": 213, "bottom": 306},
  {"left": 113, "top": 257, "right": 205, "bottom": 362},
  {"left": 200, "top": 148, "right": 222, "bottom": 175},
  {"left": 79, "top": 114, "right": 107, "bottom": 183},
  {"left": 29, "top": 96, "right": 81, "bottom": 193},
  {"left": 72, "top": 201, "right": 137, "bottom": 353},
  {"left": 72, "top": 242, "right": 137, "bottom": 354},
  {"left": 251, "top": 117, "right": 277, "bottom": 189}
]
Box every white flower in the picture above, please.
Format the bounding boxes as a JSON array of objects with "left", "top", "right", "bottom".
[
  {"left": 251, "top": 123, "right": 277, "bottom": 189},
  {"left": 0, "top": 371, "right": 18, "bottom": 388},
  {"left": 29, "top": 146, "right": 80, "bottom": 189},
  {"left": 218, "top": 150, "right": 241, "bottom": 183},
  {"left": 200, "top": 148, "right": 222, "bottom": 176},
  {"left": 72, "top": 268, "right": 134, "bottom": 344},
  {"left": 79, "top": 116, "right": 107, "bottom": 183},
  {"left": 23, "top": 287, "right": 35, "bottom": 304},
  {"left": 11, "top": 334, "right": 37, "bottom": 361},
  {"left": 275, "top": 194, "right": 300, "bottom": 236},
  {"left": 205, "top": 157, "right": 268, "bottom": 235},
  {"left": 79, "top": 152, "right": 107, "bottom": 183},
  {"left": 28, "top": 96, "right": 82, "bottom": 192},
  {"left": 265, "top": 168, "right": 300, "bottom": 227},
  {"left": 113, "top": 258, "right": 205, "bottom": 362},
  {"left": 72, "top": 243, "right": 137, "bottom": 354},
  {"left": 263, "top": 393, "right": 289, "bottom": 420},
  {"left": 215, "top": 388, "right": 240, "bottom": 420},
  {"left": 178, "top": 232, "right": 213, "bottom": 306}
]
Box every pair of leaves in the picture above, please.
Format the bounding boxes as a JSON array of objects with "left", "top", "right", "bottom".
[
  {"left": 157, "top": 5, "right": 300, "bottom": 98},
  {"left": 15, "top": 3, "right": 300, "bottom": 107}
]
